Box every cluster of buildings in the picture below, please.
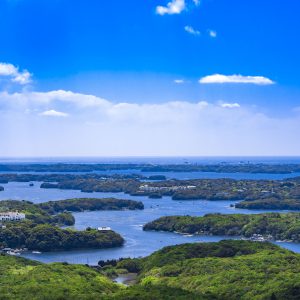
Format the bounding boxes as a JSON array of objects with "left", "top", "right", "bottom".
[
  {"left": 0, "top": 212, "right": 26, "bottom": 222},
  {"left": 139, "top": 184, "right": 196, "bottom": 192},
  {"left": 249, "top": 234, "right": 273, "bottom": 242}
]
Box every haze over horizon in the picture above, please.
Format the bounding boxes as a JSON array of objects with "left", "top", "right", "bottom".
[{"left": 1, "top": 0, "right": 300, "bottom": 157}]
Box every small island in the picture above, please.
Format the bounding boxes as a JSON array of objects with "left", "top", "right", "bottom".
[
  {"left": 37, "top": 197, "right": 144, "bottom": 213},
  {"left": 0, "top": 223, "right": 124, "bottom": 252},
  {"left": 143, "top": 212, "right": 300, "bottom": 242},
  {"left": 235, "top": 198, "right": 300, "bottom": 210},
  {"left": 0, "top": 186, "right": 4, "bottom": 191}
]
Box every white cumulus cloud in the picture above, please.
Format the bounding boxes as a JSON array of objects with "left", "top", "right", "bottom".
[
  {"left": 208, "top": 30, "right": 217, "bottom": 38},
  {"left": 184, "top": 25, "right": 201, "bottom": 36},
  {"left": 40, "top": 110, "right": 69, "bottom": 117},
  {"left": 199, "top": 74, "right": 275, "bottom": 85},
  {"left": 156, "top": 0, "right": 185, "bottom": 15},
  {"left": 0, "top": 62, "right": 32, "bottom": 85},
  {"left": 220, "top": 103, "right": 241, "bottom": 109}
]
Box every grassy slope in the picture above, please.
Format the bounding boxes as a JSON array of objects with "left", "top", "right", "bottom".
[
  {"left": 118, "top": 240, "right": 300, "bottom": 300},
  {"left": 0, "top": 254, "right": 121, "bottom": 300}
]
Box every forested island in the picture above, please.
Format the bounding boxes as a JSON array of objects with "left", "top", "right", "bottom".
[
  {"left": 134, "top": 177, "right": 300, "bottom": 202},
  {"left": 1, "top": 240, "right": 300, "bottom": 299},
  {"left": 38, "top": 197, "right": 144, "bottom": 213},
  {"left": 0, "top": 173, "right": 144, "bottom": 184},
  {"left": 2, "top": 173, "right": 300, "bottom": 210},
  {"left": 35, "top": 175, "right": 300, "bottom": 204},
  {"left": 1, "top": 162, "right": 300, "bottom": 173},
  {"left": 0, "top": 223, "right": 124, "bottom": 251},
  {"left": 0, "top": 199, "right": 144, "bottom": 251},
  {"left": 40, "top": 176, "right": 300, "bottom": 211},
  {"left": 40, "top": 178, "right": 140, "bottom": 193},
  {"left": 235, "top": 198, "right": 300, "bottom": 210},
  {"left": 0, "top": 185, "right": 4, "bottom": 191},
  {"left": 143, "top": 213, "right": 300, "bottom": 242}
]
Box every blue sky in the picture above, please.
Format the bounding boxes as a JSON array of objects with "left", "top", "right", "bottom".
[{"left": 0, "top": 0, "right": 300, "bottom": 156}]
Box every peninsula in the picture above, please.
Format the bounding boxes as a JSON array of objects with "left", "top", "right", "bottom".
[{"left": 143, "top": 212, "right": 300, "bottom": 242}]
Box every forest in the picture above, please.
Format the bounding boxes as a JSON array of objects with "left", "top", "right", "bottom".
[
  {"left": 1, "top": 162, "right": 300, "bottom": 174},
  {"left": 38, "top": 197, "right": 144, "bottom": 213},
  {"left": 0, "top": 223, "right": 124, "bottom": 251},
  {"left": 1, "top": 240, "right": 298, "bottom": 299},
  {"left": 143, "top": 212, "right": 300, "bottom": 242},
  {"left": 0, "top": 200, "right": 75, "bottom": 226}
]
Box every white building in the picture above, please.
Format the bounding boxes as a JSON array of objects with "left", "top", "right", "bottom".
[
  {"left": 139, "top": 184, "right": 196, "bottom": 192},
  {"left": 97, "top": 226, "right": 111, "bottom": 231},
  {"left": 0, "top": 212, "right": 26, "bottom": 222}
]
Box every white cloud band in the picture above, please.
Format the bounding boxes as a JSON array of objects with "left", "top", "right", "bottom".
[
  {"left": 0, "top": 89, "right": 299, "bottom": 156},
  {"left": 199, "top": 74, "right": 275, "bottom": 85}
]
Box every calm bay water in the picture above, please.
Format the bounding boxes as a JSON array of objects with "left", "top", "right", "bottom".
[{"left": 1, "top": 178, "right": 300, "bottom": 265}]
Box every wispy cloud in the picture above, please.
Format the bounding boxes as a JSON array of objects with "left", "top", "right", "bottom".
[
  {"left": 192, "top": 0, "right": 200, "bottom": 6},
  {"left": 156, "top": 0, "right": 185, "bottom": 15},
  {"left": 220, "top": 103, "right": 241, "bottom": 109},
  {"left": 40, "top": 109, "right": 69, "bottom": 117},
  {"left": 184, "top": 25, "right": 201, "bottom": 36},
  {"left": 208, "top": 30, "right": 217, "bottom": 38},
  {"left": 174, "top": 79, "right": 185, "bottom": 84},
  {"left": 199, "top": 74, "right": 275, "bottom": 85},
  {"left": 0, "top": 62, "right": 32, "bottom": 85}
]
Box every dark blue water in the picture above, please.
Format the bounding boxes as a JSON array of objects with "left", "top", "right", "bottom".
[
  {"left": 1, "top": 156, "right": 300, "bottom": 164},
  {"left": 1, "top": 156, "right": 300, "bottom": 181},
  {"left": 1, "top": 181, "right": 300, "bottom": 265},
  {"left": 105, "top": 170, "right": 300, "bottom": 180},
  {"left": 0, "top": 170, "right": 299, "bottom": 180}
]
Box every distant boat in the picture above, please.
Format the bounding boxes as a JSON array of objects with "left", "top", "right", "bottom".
[{"left": 32, "top": 251, "right": 42, "bottom": 254}]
